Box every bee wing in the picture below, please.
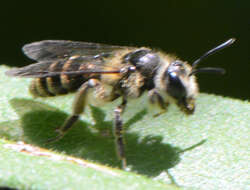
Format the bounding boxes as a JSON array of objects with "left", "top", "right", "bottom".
[
  {"left": 22, "top": 40, "right": 132, "bottom": 61},
  {"left": 6, "top": 56, "right": 123, "bottom": 78}
]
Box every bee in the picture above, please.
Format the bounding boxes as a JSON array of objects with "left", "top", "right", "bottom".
[{"left": 6, "top": 38, "right": 235, "bottom": 168}]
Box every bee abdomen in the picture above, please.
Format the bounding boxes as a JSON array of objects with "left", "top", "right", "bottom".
[
  {"left": 46, "top": 76, "right": 68, "bottom": 95},
  {"left": 28, "top": 59, "right": 93, "bottom": 97},
  {"left": 29, "top": 75, "right": 87, "bottom": 97},
  {"left": 60, "top": 74, "right": 87, "bottom": 92},
  {"left": 29, "top": 77, "right": 56, "bottom": 97}
]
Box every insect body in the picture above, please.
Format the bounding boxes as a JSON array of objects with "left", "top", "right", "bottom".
[{"left": 6, "top": 38, "right": 235, "bottom": 168}]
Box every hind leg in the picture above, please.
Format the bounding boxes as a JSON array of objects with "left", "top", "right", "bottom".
[{"left": 47, "top": 79, "right": 102, "bottom": 142}]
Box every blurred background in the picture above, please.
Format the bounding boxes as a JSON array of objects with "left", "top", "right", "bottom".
[{"left": 0, "top": 0, "right": 249, "bottom": 99}]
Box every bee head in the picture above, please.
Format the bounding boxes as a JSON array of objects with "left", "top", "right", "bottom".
[
  {"left": 163, "top": 60, "right": 197, "bottom": 114},
  {"left": 156, "top": 38, "right": 235, "bottom": 114}
]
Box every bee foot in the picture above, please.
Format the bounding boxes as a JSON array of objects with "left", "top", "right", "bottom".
[
  {"left": 121, "top": 158, "right": 127, "bottom": 170},
  {"left": 45, "top": 129, "right": 64, "bottom": 144},
  {"left": 153, "top": 111, "right": 166, "bottom": 117}
]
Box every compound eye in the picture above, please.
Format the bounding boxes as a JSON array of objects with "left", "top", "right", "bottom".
[{"left": 166, "top": 71, "right": 187, "bottom": 100}]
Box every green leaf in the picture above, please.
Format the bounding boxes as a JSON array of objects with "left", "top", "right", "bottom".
[{"left": 0, "top": 65, "right": 249, "bottom": 189}]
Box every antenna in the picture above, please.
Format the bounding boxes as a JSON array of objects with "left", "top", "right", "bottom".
[{"left": 190, "top": 38, "right": 235, "bottom": 76}]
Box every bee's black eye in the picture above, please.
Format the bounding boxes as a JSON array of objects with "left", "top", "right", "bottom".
[{"left": 166, "top": 71, "right": 186, "bottom": 100}]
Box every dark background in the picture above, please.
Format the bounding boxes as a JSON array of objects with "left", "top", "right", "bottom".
[{"left": 0, "top": 1, "right": 249, "bottom": 99}]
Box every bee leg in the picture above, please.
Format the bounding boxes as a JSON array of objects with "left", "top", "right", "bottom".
[
  {"left": 47, "top": 79, "right": 100, "bottom": 143},
  {"left": 148, "top": 89, "right": 168, "bottom": 117},
  {"left": 113, "top": 98, "right": 127, "bottom": 169}
]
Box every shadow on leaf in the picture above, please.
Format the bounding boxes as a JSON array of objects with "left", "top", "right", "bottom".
[{"left": 7, "top": 98, "right": 206, "bottom": 177}]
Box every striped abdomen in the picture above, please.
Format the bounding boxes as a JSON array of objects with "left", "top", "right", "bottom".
[{"left": 29, "top": 60, "right": 99, "bottom": 97}]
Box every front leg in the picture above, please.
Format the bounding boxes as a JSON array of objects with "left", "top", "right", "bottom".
[
  {"left": 113, "top": 98, "right": 127, "bottom": 169},
  {"left": 148, "top": 89, "right": 169, "bottom": 117}
]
